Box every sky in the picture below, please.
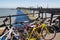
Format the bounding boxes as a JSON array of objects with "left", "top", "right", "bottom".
[{"left": 0, "top": 0, "right": 60, "bottom": 8}]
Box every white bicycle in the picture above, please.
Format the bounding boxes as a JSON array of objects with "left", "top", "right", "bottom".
[{"left": 0, "top": 17, "right": 19, "bottom": 40}]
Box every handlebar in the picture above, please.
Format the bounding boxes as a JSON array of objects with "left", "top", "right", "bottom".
[
  {"left": 3, "top": 17, "right": 9, "bottom": 22},
  {"left": 0, "top": 17, "right": 10, "bottom": 27}
]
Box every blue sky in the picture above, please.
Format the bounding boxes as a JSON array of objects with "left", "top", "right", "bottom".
[{"left": 0, "top": 0, "right": 60, "bottom": 8}]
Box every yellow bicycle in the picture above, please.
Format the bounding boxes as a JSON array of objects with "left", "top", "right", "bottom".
[{"left": 26, "top": 23, "right": 56, "bottom": 40}]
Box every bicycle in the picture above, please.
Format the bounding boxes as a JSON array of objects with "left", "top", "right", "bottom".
[
  {"left": 26, "top": 19, "right": 56, "bottom": 40},
  {"left": 0, "top": 17, "right": 19, "bottom": 40}
]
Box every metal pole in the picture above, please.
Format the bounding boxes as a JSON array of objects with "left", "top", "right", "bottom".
[
  {"left": 9, "top": 15, "right": 11, "bottom": 28},
  {"left": 38, "top": 10, "right": 40, "bottom": 18},
  {"left": 50, "top": 13, "right": 53, "bottom": 25},
  {"left": 42, "top": 13, "right": 43, "bottom": 19}
]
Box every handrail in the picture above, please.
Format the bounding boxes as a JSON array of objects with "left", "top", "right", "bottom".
[
  {"left": 0, "top": 13, "right": 38, "bottom": 18},
  {"left": 0, "top": 13, "right": 58, "bottom": 18}
]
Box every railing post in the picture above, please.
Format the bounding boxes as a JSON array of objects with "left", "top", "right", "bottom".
[
  {"left": 38, "top": 10, "right": 40, "bottom": 18},
  {"left": 50, "top": 13, "right": 54, "bottom": 25},
  {"left": 9, "top": 15, "right": 11, "bottom": 28}
]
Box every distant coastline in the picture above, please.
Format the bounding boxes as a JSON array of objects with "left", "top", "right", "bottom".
[{"left": 0, "top": 8, "right": 16, "bottom": 10}]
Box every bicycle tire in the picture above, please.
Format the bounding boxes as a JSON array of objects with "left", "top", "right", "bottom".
[{"left": 42, "top": 26, "right": 56, "bottom": 40}]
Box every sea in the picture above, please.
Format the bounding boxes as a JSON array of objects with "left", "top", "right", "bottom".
[
  {"left": 0, "top": 8, "right": 17, "bottom": 25},
  {"left": 0, "top": 8, "right": 30, "bottom": 27}
]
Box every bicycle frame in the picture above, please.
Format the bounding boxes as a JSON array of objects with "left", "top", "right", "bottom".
[
  {"left": 27, "top": 23, "right": 50, "bottom": 40},
  {"left": 0, "top": 27, "right": 18, "bottom": 40},
  {"left": 27, "top": 27, "right": 37, "bottom": 40}
]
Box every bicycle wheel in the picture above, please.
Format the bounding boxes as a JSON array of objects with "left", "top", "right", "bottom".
[{"left": 42, "top": 26, "right": 56, "bottom": 40}]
